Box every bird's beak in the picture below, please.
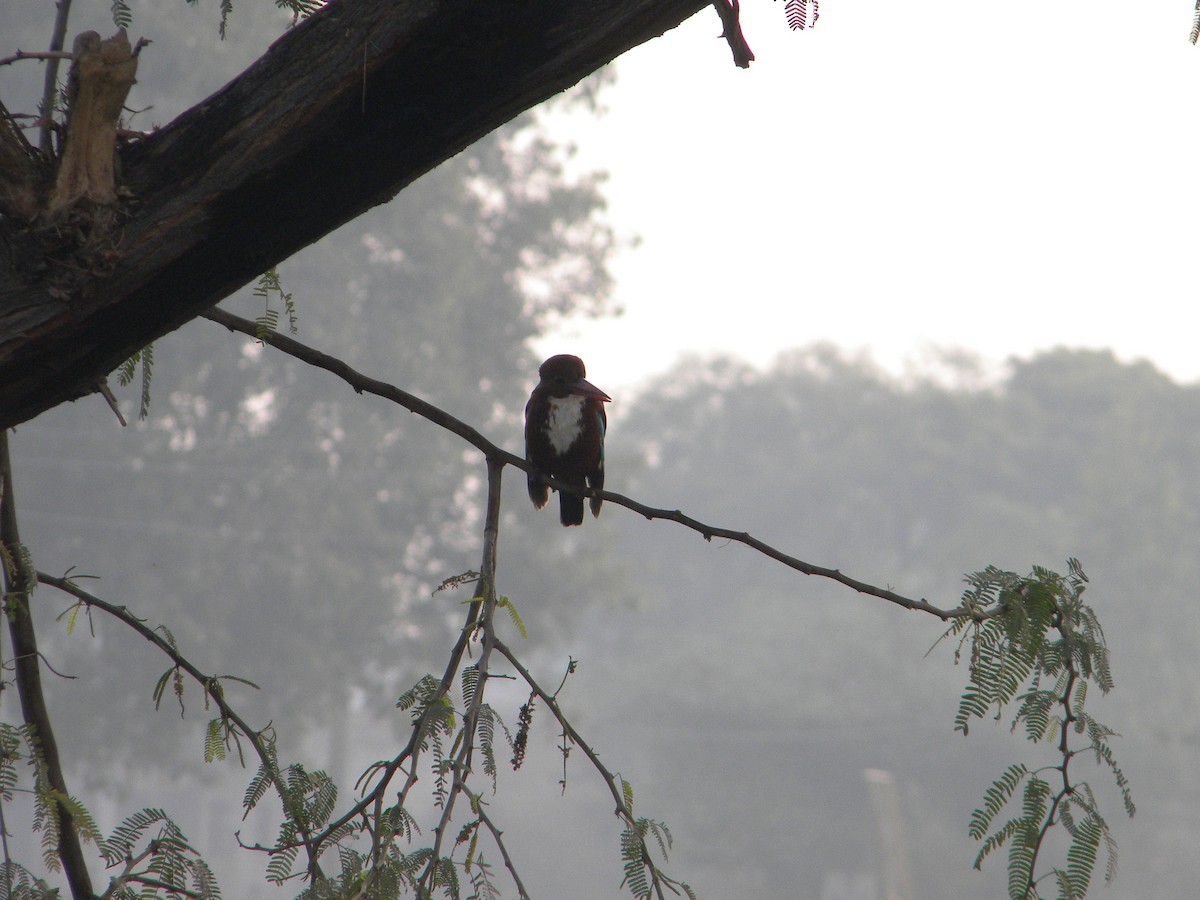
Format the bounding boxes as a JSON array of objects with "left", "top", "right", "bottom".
[{"left": 568, "top": 378, "right": 611, "bottom": 402}]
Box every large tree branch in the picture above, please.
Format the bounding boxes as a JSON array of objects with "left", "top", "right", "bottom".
[{"left": 0, "top": 0, "right": 714, "bottom": 430}]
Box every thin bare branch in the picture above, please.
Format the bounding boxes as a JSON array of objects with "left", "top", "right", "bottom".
[
  {"left": 471, "top": 794, "right": 531, "bottom": 900},
  {"left": 315, "top": 566, "right": 483, "bottom": 858},
  {"left": 494, "top": 638, "right": 630, "bottom": 822},
  {"left": 492, "top": 636, "right": 683, "bottom": 898},
  {"left": 33, "top": 568, "right": 323, "bottom": 876},
  {"left": 38, "top": 0, "right": 74, "bottom": 154},
  {"left": 0, "top": 49, "right": 76, "bottom": 68},
  {"left": 204, "top": 307, "right": 964, "bottom": 619}
]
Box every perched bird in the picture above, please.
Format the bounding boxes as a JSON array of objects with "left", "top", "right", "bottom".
[{"left": 524, "top": 354, "right": 611, "bottom": 526}]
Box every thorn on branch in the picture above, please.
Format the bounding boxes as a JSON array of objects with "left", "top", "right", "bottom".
[{"left": 94, "top": 379, "right": 127, "bottom": 426}]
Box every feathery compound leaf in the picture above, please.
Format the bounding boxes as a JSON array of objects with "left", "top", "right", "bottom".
[
  {"left": 147, "top": 819, "right": 193, "bottom": 892},
  {"left": 265, "top": 844, "right": 299, "bottom": 884},
  {"left": 1013, "top": 688, "right": 1054, "bottom": 741},
  {"left": 101, "top": 807, "right": 168, "bottom": 864},
  {"left": 276, "top": 0, "right": 326, "bottom": 22},
  {"left": 58, "top": 792, "right": 102, "bottom": 845},
  {"left": 240, "top": 758, "right": 274, "bottom": 820},
  {"left": 1053, "top": 867, "right": 1084, "bottom": 900},
  {"left": 1065, "top": 813, "right": 1102, "bottom": 895},
  {"left": 281, "top": 764, "right": 337, "bottom": 830},
  {"left": 397, "top": 674, "right": 440, "bottom": 713},
  {"left": 952, "top": 561, "right": 1132, "bottom": 895},
  {"left": 969, "top": 763, "right": 1028, "bottom": 840},
  {"left": 138, "top": 342, "right": 154, "bottom": 418},
  {"left": 955, "top": 681, "right": 990, "bottom": 733},
  {"left": 62, "top": 600, "right": 83, "bottom": 634},
  {"left": 256, "top": 307, "right": 279, "bottom": 338},
  {"left": 972, "top": 816, "right": 1021, "bottom": 870},
  {"left": 35, "top": 790, "right": 62, "bottom": 871},
  {"left": 1102, "top": 823, "right": 1120, "bottom": 884},
  {"left": 308, "top": 771, "right": 338, "bottom": 829},
  {"left": 468, "top": 855, "right": 502, "bottom": 900},
  {"left": 1006, "top": 827, "right": 1036, "bottom": 900},
  {"left": 116, "top": 344, "right": 155, "bottom": 419},
  {"left": 461, "top": 665, "right": 481, "bottom": 710},
  {"left": 383, "top": 804, "right": 420, "bottom": 842},
  {"left": 252, "top": 266, "right": 299, "bottom": 338},
  {"left": 204, "top": 717, "right": 228, "bottom": 763},
  {"left": 189, "top": 855, "right": 222, "bottom": 899},
  {"left": 116, "top": 353, "right": 137, "bottom": 387},
  {"left": 476, "top": 704, "right": 513, "bottom": 790},
  {"left": 646, "top": 818, "right": 674, "bottom": 860},
  {"left": 497, "top": 596, "right": 527, "bottom": 639},
  {"left": 620, "top": 826, "right": 649, "bottom": 899},
  {"left": 1020, "top": 775, "right": 1050, "bottom": 826},
  {"left": 434, "top": 855, "right": 460, "bottom": 897},
  {"left": 0, "top": 724, "right": 21, "bottom": 801},
  {"left": 779, "top": 0, "right": 820, "bottom": 30},
  {"left": 2, "top": 542, "right": 36, "bottom": 594},
  {"left": 0, "top": 861, "right": 55, "bottom": 896}
]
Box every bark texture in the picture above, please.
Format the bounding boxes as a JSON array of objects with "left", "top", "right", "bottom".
[{"left": 0, "top": 0, "right": 713, "bottom": 430}]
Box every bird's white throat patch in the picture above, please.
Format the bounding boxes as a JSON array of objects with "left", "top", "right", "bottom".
[{"left": 545, "top": 395, "right": 586, "bottom": 454}]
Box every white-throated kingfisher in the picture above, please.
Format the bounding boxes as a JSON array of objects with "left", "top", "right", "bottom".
[{"left": 524, "top": 354, "right": 610, "bottom": 526}]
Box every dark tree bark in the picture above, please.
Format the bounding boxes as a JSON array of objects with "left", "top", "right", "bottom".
[{"left": 0, "top": 0, "right": 714, "bottom": 430}]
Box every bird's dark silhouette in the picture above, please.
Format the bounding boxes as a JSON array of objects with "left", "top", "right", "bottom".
[{"left": 524, "top": 354, "right": 610, "bottom": 526}]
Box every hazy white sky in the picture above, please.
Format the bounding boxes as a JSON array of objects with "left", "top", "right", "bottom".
[{"left": 537, "top": 1, "right": 1200, "bottom": 391}]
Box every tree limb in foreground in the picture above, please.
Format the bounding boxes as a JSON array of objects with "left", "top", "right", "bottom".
[{"left": 0, "top": 0, "right": 719, "bottom": 431}]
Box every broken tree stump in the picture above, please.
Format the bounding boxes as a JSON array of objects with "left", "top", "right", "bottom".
[{"left": 47, "top": 29, "right": 138, "bottom": 214}]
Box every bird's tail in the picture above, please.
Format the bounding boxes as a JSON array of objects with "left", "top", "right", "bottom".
[
  {"left": 588, "top": 469, "right": 603, "bottom": 519},
  {"left": 558, "top": 489, "right": 585, "bottom": 526},
  {"left": 528, "top": 473, "right": 549, "bottom": 510}
]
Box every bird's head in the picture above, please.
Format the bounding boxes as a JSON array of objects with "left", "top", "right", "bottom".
[{"left": 537, "top": 354, "right": 611, "bottom": 402}]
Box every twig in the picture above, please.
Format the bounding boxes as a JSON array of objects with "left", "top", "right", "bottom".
[
  {"left": 4, "top": 648, "right": 78, "bottom": 680},
  {"left": 317, "top": 566, "right": 483, "bottom": 862},
  {"left": 493, "top": 636, "right": 678, "bottom": 898},
  {"left": 98, "top": 833, "right": 160, "bottom": 899},
  {"left": 94, "top": 379, "right": 128, "bottom": 426},
  {"left": 494, "top": 638, "right": 630, "bottom": 824},
  {"left": 712, "top": 0, "right": 755, "bottom": 68},
  {"left": 471, "top": 795, "right": 530, "bottom": 900},
  {"left": 417, "top": 456, "right": 504, "bottom": 895},
  {"left": 204, "top": 307, "right": 963, "bottom": 620},
  {"left": 38, "top": 0, "right": 74, "bottom": 154},
  {"left": 34, "top": 568, "right": 323, "bottom": 879},
  {"left": 0, "top": 49, "right": 75, "bottom": 68}
]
